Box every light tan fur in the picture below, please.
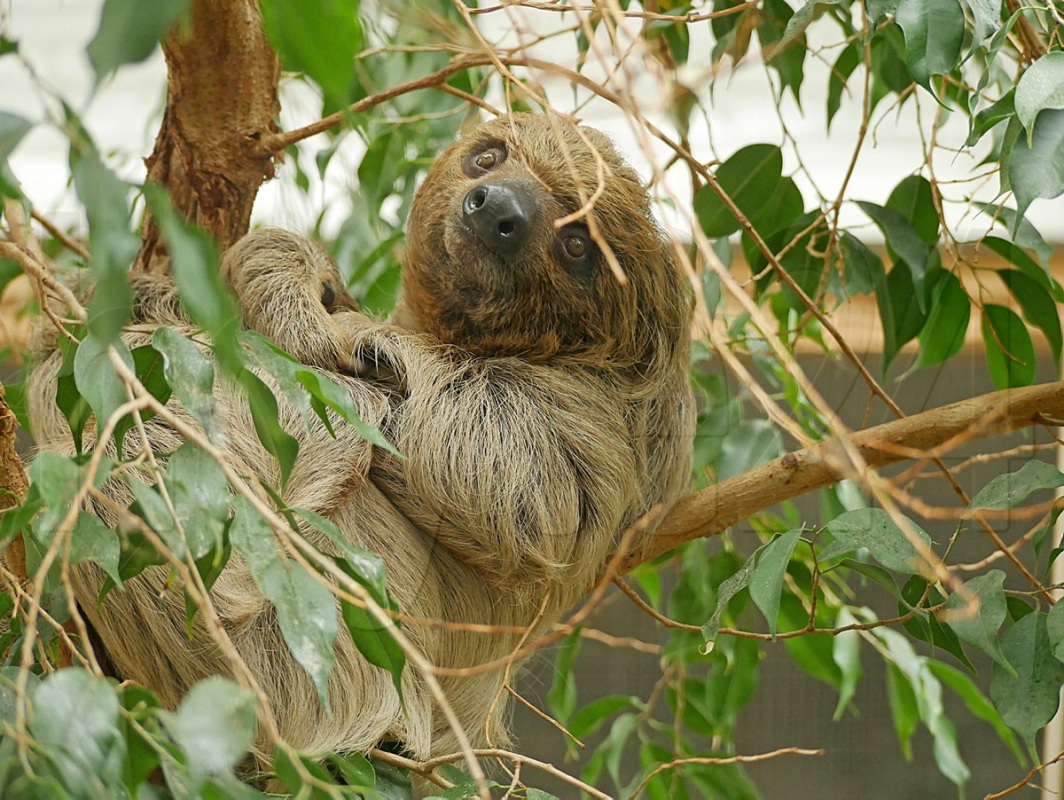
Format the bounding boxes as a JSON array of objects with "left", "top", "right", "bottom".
[{"left": 27, "top": 114, "right": 694, "bottom": 770}]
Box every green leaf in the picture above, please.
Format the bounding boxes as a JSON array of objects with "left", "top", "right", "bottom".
[
  {"left": 1015, "top": 51, "right": 1064, "bottom": 146},
  {"left": 325, "top": 752, "right": 375, "bottom": 789},
  {"left": 855, "top": 201, "right": 931, "bottom": 298},
  {"left": 971, "top": 461, "right": 1064, "bottom": 511},
  {"left": 944, "top": 570, "right": 1012, "bottom": 672},
  {"left": 260, "top": 0, "right": 363, "bottom": 112},
  {"left": 242, "top": 372, "right": 299, "bottom": 488},
  {"left": 1045, "top": 599, "right": 1064, "bottom": 668},
  {"left": 886, "top": 175, "right": 939, "bottom": 246},
  {"left": 982, "top": 236, "right": 1059, "bottom": 297},
  {"left": 229, "top": 497, "right": 280, "bottom": 584},
  {"left": 748, "top": 529, "right": 801, "bottom": 638},
  {"left": 69, "top": 512, "right": 122, "bottom": 585},
  {"left": 152, "top": 327, "right": 218, "bottom": 438},
  {"left": 163, "top": 443, "right": 229, "bottom": 561},
  {"left": 0, "top": 111, "right": 32, "bottom": 162},
  {"left": 128, "top": 480, "right": 184, "bottom": 560},
  {"left": 71, "top": 152, "right": 137, "bottom": 344},
  {"left": 262, "top": 558, "right": 338, "bottom": 713},
  {"left": 980, "top": 304, "right": 1036, "bottom": 389},
  {"left": 828, "top": 41, "right": 861, "bottom": 125},
  {"left": 1006, "top": 108, "right": 1064, "bottom": 222},
  {"left": 963, "top": 0, "right": 1002, "bottom": 42},
  {"left": 30, "top": 669, "right": 125, "bottom": 795},
  {"left": 967, "top": 90, "right": 1014, "bottom": 146},
  {"left": 991, "top": 611, "right": 1064, "bottom": 751},
  {"left": 916, "top": 270, "right": 969, "bottom": 367},
  {"left": 29, "top": 452, "right": 82, "bottom": 545},
  {"left": 975, "top": 203, "right": 1055, "bottom": 267},
  {"left": 825, "top": 508, "right": 932, "bottom": 575},
  {"left": 694, "top": 144, "right": 793, "bottom": 238},
  {"left": 832, "top": 608, "right": 862, "bottom": 720},
  {"left": 894, "top": 0, "right": 965, "bottom": 92},
  {"left": 839, "top": 232, "right": 885, "bottom": 296},
  {"left": 999, "top": 269, "right": 1062, "bottom": 363},
  {"left": 87, "top": 0, "right": 189, "bottom": 82},
  {"left": 701, "top": 554, "right": 757, "bottom": 643},
  {"left": 927, "top": 660, "right": 1024, "bottom": 764},
  {"left": 160, "top": 677, "right": 257, "bottom": 790},
  {"left": 900, "top": 577, "right": 974, "bottom": 671},
  {"left": 143, "top": 184, "right": 240, "bottom": 371},
  {"left": 73, "top": 334, "right": 134, "bottom": 451}
]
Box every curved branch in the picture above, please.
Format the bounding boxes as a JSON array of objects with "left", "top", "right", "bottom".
[{"left": 624, "top": 380, "right": 1064, "bottom": 572}]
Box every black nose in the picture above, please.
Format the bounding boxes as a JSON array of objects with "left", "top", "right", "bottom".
[{"left": 462, "top": 181, "right": 535, "bottom": 256}]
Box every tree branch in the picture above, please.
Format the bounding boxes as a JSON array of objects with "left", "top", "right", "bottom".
[{"left": 624, "top": 380, "right": 1064, "bottom": 572}]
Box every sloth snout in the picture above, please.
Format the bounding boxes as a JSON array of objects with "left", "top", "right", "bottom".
[{"left": 462, "top": 180, "right": 535, "bottom": 256}]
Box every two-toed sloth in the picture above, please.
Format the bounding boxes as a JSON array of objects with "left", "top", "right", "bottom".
[{"left": 28, "top": 114, "right": 694, "bottom": 769}]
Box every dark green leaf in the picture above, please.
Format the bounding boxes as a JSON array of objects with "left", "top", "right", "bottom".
[
  {"left": 856, "top": 201, "right": 931, "bottom": 298},
  {"left": 826, "top": 508, "right": 932, "bottom": 575},
  {"left": 967, "top": 90, "right": 1015, "bottom": 146},
  {"left": 974, "top": 202, "right": 1055, "bottom": 266},
  {"left": 982, "top": 236, "right": 1059, "bottom": 298},
  {"left": 839, "top": 232, "right": 885, "bottom": 296},
  {"left": 694, "top": 144, "right": 789, "bottom": 238},
  {"left": 944, "top": 570, "right": 1012, "bottom": 672},
  {"left": 128, "top": 480, "right": 183, "bottom": 560},
  {"left": 262, "top": 558, "right": 338, "bottom": 713},
  {"left": 1015, "top": 51, "right": 1064, "bottom": 145},
  {"left": 999, "top": 269, "right": 1062, "bottom": 363},
  {"left": 160, "top": 677, "right": 257, "bottom": 790},
  {"left": 702, "top": 556, "right": 757, "bottom": 643},
  {"left": 74, "top": 334, "right": 134, "bottom": 452},
  {"left": 886, "top": 175, "right": 939, "bottom": 247},
  {"left": 241, "top": 372, "right": 299, "bottom": 488},
  {"left": 828, "top": 42, "right": 861, "bottom": 128},
  {"left": 152, "top": 327, "right": 218, "bottom": 438},
  {"left": 87, "top": 0, "right": 189, "bottom": 82},
  {"left": 0, "top": 112, "right": 32, "bottom": 162},
  {"left": 900, "top": 577, "right": 974, "bottom": 671},
  {"left": 30, "top": 669, "right": 125, "bottom": 795},
  {"left": 916, "top": 270, "right": 969, "bottom": 367},
  {"left": 991, "top": 612, "right": 1064, "bottom": 750},
  {"left": 894, "top": 0, "right": 964, "bottom": 92},
  {"left": 748, "top": 529, "right": 801, "bottom": 637},
  {"left": 1006, "top": 108, "right": 1064, "bottom": 222},
  {"left": 981, "top": 303, "right": 1036, "bottom": 388}
]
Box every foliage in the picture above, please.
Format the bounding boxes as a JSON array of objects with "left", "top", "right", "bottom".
[{"left": 0, "top": 0, "right": 1063, "bottom": 798}]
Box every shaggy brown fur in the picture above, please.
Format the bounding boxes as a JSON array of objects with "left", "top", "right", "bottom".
[{"left": 27, "top": 114, "right": 694, "bottom": 768}]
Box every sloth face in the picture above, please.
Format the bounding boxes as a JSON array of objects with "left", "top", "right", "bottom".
[{"left": 403, "top": 113, "right": 688, "bottom": 369}]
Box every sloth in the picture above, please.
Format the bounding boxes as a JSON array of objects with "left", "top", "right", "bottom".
[{"left": 27, "top": 113, "right": 694, "bottom": 772}]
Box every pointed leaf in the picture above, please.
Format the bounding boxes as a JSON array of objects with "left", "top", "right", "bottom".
[
  {"left": 1006, "top": 108, "right": 1064, "bottom": 222},
  {"left": 0, "top": 111, "right": 32, "bottom": 162},
  {"left": 895, "top": 0, "right": 965, "bottom": 92},
  {"left": 916, "top": 270, "right": 969, "bottom": 367},
  {"left": 981, "top": 303, "right": 1036, "bottom": 388},
  {"left": 702, "top": 555, "right": 757, "bottom": 643},
  {"left": 1000, "top": 269, "right": 1063, "bottom": 364},
  {"left": 163, "top": 443, "right": 229, "bottom": 560},
  {"left": 825, "top": 508, "right": 932, "bottom": 575},
  {"left": 748, "top": 528, "right": 801, "bottom": 638},
  {"left": 990, "top": 612, "right": 1064, "bottom": 751},
  {"left": 1015, "top": 51, "right": 1064, "bottom": 145},
  {"left": 944, "top": 570, "right": 1012, "bottom": 673},
  {"left": 152, "top": 327, "right": 218, "bottom": 439}
]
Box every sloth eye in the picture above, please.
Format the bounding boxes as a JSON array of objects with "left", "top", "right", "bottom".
[
  {"left": 562, "top": 234, "right": 587, "bottom": 260},
  {"left": 321, "top": 281, "right": 337, "bottom": 310},
  {"left": 466, "top": 145, "right": 507, "bottom": 176}
]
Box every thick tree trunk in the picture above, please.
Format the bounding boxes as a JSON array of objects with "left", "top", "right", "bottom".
[{"left": 132, "top": 0, "right": 281, "bottom": 275}]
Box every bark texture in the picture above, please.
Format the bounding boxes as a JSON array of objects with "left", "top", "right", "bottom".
[{"left": 133, "top": 0, "right": 281, "bottom": 274}]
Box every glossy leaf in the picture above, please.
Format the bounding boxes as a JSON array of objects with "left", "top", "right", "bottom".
[
  {"left": 916, "top": 270, "right": 969, "bottom": 367},
  {"left": 262, "top": 558, "right": 338, "bottom": 713},
  {"left": 160, "top": 677, "right": 257, "bottom": 790},
  {"left": 825, "top": 508, "right": 932, "bottom": 575},
  {"left": 69, "top": 512, "right": 122, "bottom": 585},
  {"left": 999, "top": 269, "right": 1062, "bottom": 363},
  {"left": 1006, "top": 109, "right": 1064, "bottom": 222},
  {"left": 163, "top": 443, "right": 229, "bottom": 561},
  {"left": 927, "top": 660, "right": 1023, "bottom": 763},
  {"left": 856, "top": 201, "right": 931, "bottom": 298},
  {"left": 1015, "top": 51, "right": 1064, "bottom": 145},
  {"left": 748, "top": 528, "right": 801, "bottom": 638},
  {"left": 967, "top": 90, "right": 1014, "bottom": 146},
  {"left": 990, "top": 612, "right": 1064, "bottom": 750},
  {"left": 894, "top": 0, "right": 965, "bottom": 92},
  {"left": 87, "top": 0, "right": 189, "bottom": 82},
  {"left": 229, "top": 497, "right": 280, "bottom": 583},
  {"left": 73, "top": 334, "right": 134, "bottom": 451},
  {"left": 943, "top": 570, "right": 1012, "bottom": 672},
  {"left": 840, "top": 232, "right": 885, "bottom": 296},
  {"left": 832, "top": 608, "right": 862, "bottom": 720},
  {"left": 242, "top": 371, "right": 299, "bottom": 488},
  {"left": 152, "top": 327, "right": 218, "bottom": 439},
  {"left": 970, "top": 460, "right": 1064, "bottom": 510},
  {"left": 694, "top": 144, "right": 795, "bottom": 238},
  {"left": 900, "top": 577, "right": 974, "bottom": 671},
  {"left": 702, "top": 556, "right": 757, "bottom": 643},
  {"left": 980, "top": 303, "right": 1036, "bottom": 388},
  {"left": 827, "top": 43, "right": 860, "bottom": 128}
]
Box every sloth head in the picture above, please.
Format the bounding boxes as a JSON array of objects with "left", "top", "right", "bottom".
[{"left": 401, "top": 113, "right": 690, "bottom": 373}]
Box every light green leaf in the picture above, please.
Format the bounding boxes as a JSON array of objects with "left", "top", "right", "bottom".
[
  {"left": 832, "top": 607, "right": 862, "bottom": 721},
  {"left": 702, "top": 556, "right": 757, "bottom": 643},
  {"left": 229, "top": 497, "right": 280, "bottom": 584},
  {"left": 128, "top": 480, "right": 184, "bottom": 560},
  {"left": 152, "top": 327, "right": 218, "bottom": 438},
  {"left": 28, "top": 452, "right": 81, "bottom": 545},
  {"left": 1015, "top": 51, "right": 1064, "bottom": 145},
  {"left": 895, "top": 0, "right": 965, "bottom": 91},
  {"left": 748, "top": 529, "right": 801, "bottom": 638},
  {"left": 30, "top": 669, "right": 125, "bottom": 796},
  {"left": 963, "top": 0, "right": 1002, "bottom": 42},
  {"left": 944, "top": 570, "right": 1012, "bottom": 673},
  {"left": 160, "top": 677, "right": 257, "bottom": 790},
  {"left": 927, "top": 660, "right": 1024, "bottom": 763},
  {"left": 87, "top": 0, "right": 189, "bottom": 82},
  {"left": 1000, "top": 269, "right": 1062, "bottom": 363},
  {"left": 163, "top": 443, "right": 229, "bottom": 561},
  {"left": 991, "top": 611, "right": 1064, "bottom": 751},
  {"left": 1043, "top": 600, "right": 1064, "bottom": 669},
  {"left": 0, "top": 111, "right": 32, "bottom": 162},
  {"left": 981, "top": 303, "right": 1036, "bottom": 388},
  {"left": 69, "top": 512, "right": 122, "bottom": 585},
  {"left": 260, "top": 0, "right": 363, "bottom": 112},
  {"left": 262, "top": 558, "right": 338, "bottom": 713},
  {"left": 1007, "top": 109, "right": 1064, "bottom": 222},
  {"left": 825, "top": 508, "right": 932, "bottom": 575},
  {"left": 74, "top": 334, "right": 134, "bottom": 449},
  {"left": 885, "top": 661, "right": 920, "bottom": 759}
]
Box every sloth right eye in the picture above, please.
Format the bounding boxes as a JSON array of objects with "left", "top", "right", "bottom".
[{"left": 465, "top": 145, "right": 507, "bottom": 176}]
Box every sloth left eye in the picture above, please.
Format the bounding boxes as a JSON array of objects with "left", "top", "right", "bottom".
[{"left": 562, "top": 234, "right": 587, "bottom": 259}]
